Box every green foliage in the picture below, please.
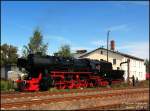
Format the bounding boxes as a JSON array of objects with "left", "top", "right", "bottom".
[
  {"left": 111, "top": 82, "right": 129, "bottom": 89},
  {"left": 0, "top": 80, "right": 14, "bottom": 91},
  {"left": 48, "top": 88, "right": 79, "bottom": 93},
  {"left": 1, "top": 44, "right": 18, "bottom": 66},
  {"left": 55, "top": 44, "right": 72, "bottom": 57},
  {"left": 137, "top": 80, "right": 149, "bottom": 87},
  {"left": 22, "top": 29, "right": 48, "bottom": 57}
]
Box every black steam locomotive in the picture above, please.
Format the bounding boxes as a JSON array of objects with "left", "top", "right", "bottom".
[{"left": 16, "top": 54, "right": 124, "bottom": 91}]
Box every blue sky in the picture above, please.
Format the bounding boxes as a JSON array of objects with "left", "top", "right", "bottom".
[{"left": 1, "top": 1, "right": 149, "bottom": 59}]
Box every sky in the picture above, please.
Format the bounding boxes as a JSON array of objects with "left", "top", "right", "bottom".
[{"left": 1, "top": 1, "right": 149, "bottom": 59}]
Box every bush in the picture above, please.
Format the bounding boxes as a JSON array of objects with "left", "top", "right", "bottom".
[
  {"left": 0, "top": 80, "right": 14, "bottom": 91},
  {"left": 137, "top": 80, "right": 149, "bottom": 87},
  {"left": 48, "top": 88, "right": 59, "bottom": 92},
  {"left": 48, "top": 88, "right": 71, "bottom": 93},
  {"left": 111, "top": 82, "right": 129, "bottom": 89}
]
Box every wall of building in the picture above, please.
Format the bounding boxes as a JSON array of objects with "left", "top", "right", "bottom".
[
  {"left": 121, "top": 57, "right": 146, "bottom": 81},
  {"left": 83, "top": 49, "right": 124, "bottom": 70},
  {"left": 120, "top": 58, "right": 128, "bottom": 81},
  {"left": 83, "top": 49, "right": 107, "bottom": 60},
  {"left": 1, "top": 67, "right": 6, "bottom": 79},
  {"left": 81, "top": 49, "right": 146, "bottom": 81},
  {"left": 1, "top": 65, "right": 19, "bottom": 80}
]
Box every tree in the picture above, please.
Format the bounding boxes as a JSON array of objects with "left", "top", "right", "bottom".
[
  {"left": 54, "top": 44, "right": 72, "bottom": 57},
  {"left": 1, "top": 44, "right": 18, "bottom": 66},
  {"left": 22, "top": 29, "right": 48, "bottom": 57}
]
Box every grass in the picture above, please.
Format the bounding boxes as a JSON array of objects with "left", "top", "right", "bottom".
[
  {"left": 136, "top": 80, "right": 149, "bottom": 88},
  {"left": 48, "top": 87, "right": 91, "bottom": 93},
  {"left": 1, "top": 79, "right": 149, "bottom": 92},
  {"left": 48, "top": 87, "right": 82, "bottom": 93},
  {"left": 48, "top": 80, "right": 149, "bottom": 93},
  {"left": 111, "top": 82, "right": 129, "bottom": 89},
  {"left": 111, "top": 80, "right": 149, "bottom": 89},
  {"left": 0, "top": 79, "right": 14, "bottom": 91}
]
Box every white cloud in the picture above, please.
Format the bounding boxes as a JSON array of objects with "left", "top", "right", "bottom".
[
  {"left": 17, "top": 47, "right": 23, "bottom": 57},
  {"left": 112, "top": 1, "right": 149, "bottom": 8},
  {"left": 45, "top": 35, "right": 72, "bottom": 45},
  {"left": 10, "top": 22, "right": 33, "bottom": 32},
  {"left": 91, "top": 40, "right": 106, "bottom": 47},
  {"left": 71, "top": 41, "right": 149, "bottom": 59},
  {"left": 118, "top": 41, "right": 149, "bottom": 59},
  {"left": 107, "top": 24, "right": 130, "bottom": 32},
  {"left": 19, "top": 33, "right": 148, "bottom": 60},
  {"left": 124, "top": 1, "right": 149, "bottom": 6}
]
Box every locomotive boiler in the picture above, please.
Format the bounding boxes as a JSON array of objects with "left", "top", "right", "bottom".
[{"left": 16, "top": 53, "right": 124, "bottom": 91}]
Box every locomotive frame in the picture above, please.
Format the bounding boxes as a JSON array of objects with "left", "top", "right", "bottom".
[{"left": 16, "top": 54, "right": 124, "bottom": 91}]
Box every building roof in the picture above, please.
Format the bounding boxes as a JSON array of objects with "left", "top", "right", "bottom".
[
  {"left": 73, "top": 52, "right": 87, "bottom": 59},
  {"left": 79, "top": 47, "right": 144, "bottom": 61}
]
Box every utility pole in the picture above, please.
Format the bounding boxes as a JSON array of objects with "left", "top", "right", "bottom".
[
  {"left": 107, "top": 30, "right": 110, "bottom": 62},
  {"left": 127, "top": 59, "right": 130, "bottom": 84}
]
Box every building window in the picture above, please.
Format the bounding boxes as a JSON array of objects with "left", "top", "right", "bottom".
[
  {"left": 113, "top": 59, "right": 116, "bottom": 65},
  {"left": 100, "top": 51, "right": 103, "bottom": 54},
  {"left": 132, "top": 60, "right": 136, "bottom": 67},
  {"left": 139, "top": 62, "right": 141, "bottom": 68}
]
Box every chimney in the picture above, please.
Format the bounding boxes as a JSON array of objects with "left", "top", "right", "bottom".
[{"left": 110, "top": 40, "right": 115, "bottom": 51}]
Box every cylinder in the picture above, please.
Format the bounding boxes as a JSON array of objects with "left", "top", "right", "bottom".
[{"left": 110, "top": 40, "right": 115, "bottom": 51}]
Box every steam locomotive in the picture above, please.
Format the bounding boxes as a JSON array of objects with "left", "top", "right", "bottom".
[{"left": 16, "top": 54, "right": 124, "bottom": 91}]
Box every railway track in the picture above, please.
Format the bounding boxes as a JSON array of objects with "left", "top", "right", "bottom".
[
  {"left": 1, "top": 87, "right": 148, "bottom": 99},
  {"left": 1, "top": 88, "right": 149, "bottom": 110},
  {"left": 81, "top": 100, "right": 149, "bottom": 110},
  {"left": 1, "top": 87, "right": 148, "bottom": 104}
]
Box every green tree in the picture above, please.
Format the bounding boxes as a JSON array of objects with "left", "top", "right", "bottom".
[
  {"left": 1, "top": 44, "right": 18, "bottom": 66},
  {"left": 55, "top": 44, "right": 72, "bottom": 57},
  {"left": 22, "top": 29, "right": 48, "bottom": 57}
]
